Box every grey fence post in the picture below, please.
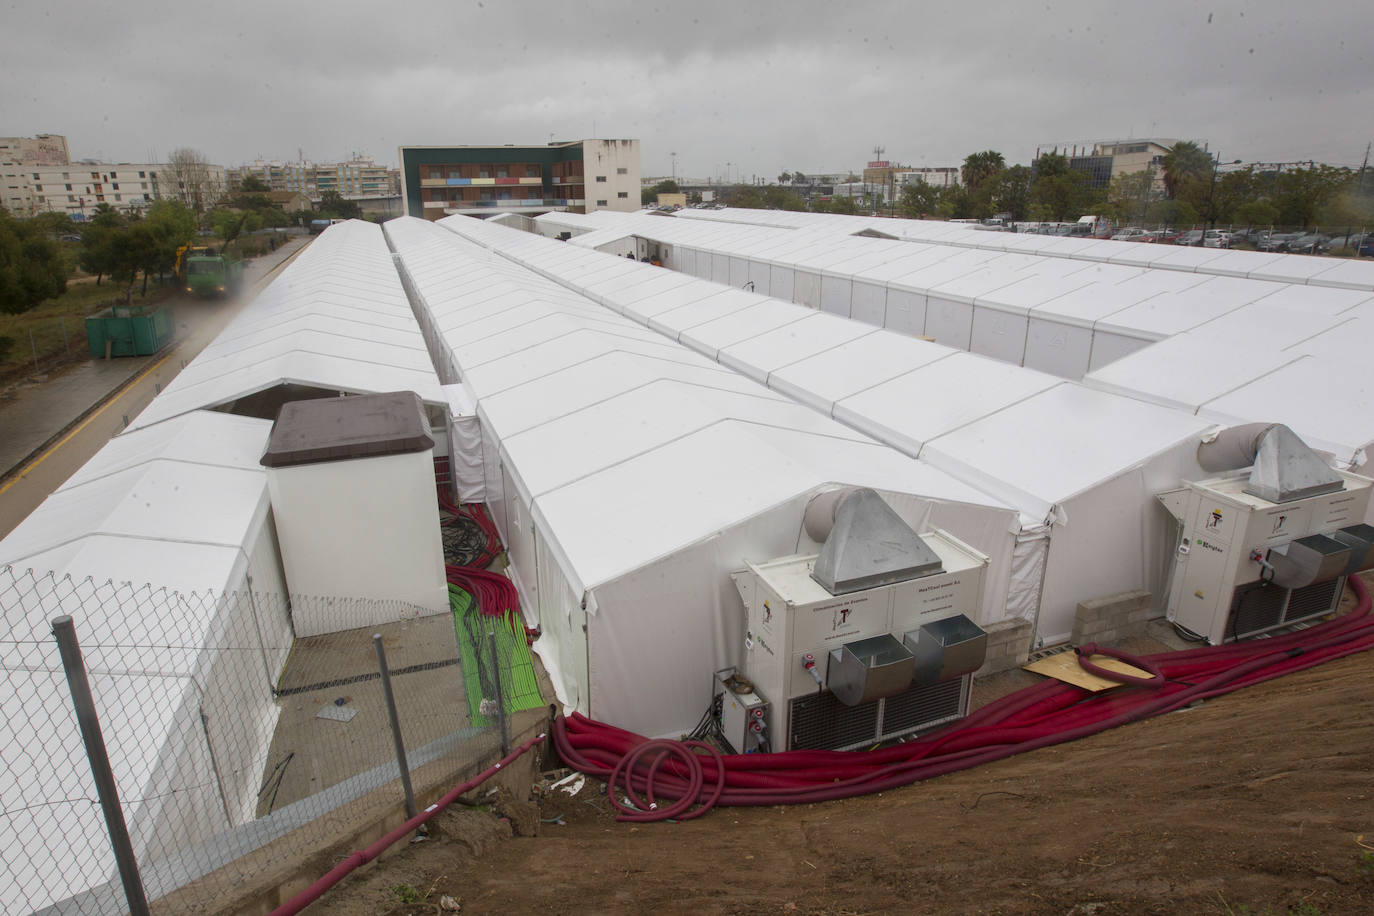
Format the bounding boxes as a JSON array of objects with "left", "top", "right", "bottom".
[
  {"left": 30, "top": 328, "right": 39, "bottom": 372},
  {"left": 52, "top": 616, "right": 151, "bottom": 916},
  {"left": 488, "top": 630, "right": 509, "bottom": 756},
  {"left": 373, "top": 633, "right": 417, "bottom": 819}
]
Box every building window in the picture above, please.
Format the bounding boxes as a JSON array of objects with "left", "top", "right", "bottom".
[
  {"left": 115, "top": 194, "right": 121, "bottom": 201},
  {"left": 62, "top": 172, "right": 69, "bottom": 180},
  {"left": 496, "top": 167, "right": 508, "bottom": 178},
  {"left": 112, "top": 183, "right": 119, "bottom": 190},
  {"left": 595, "top": 175, "right": 607, "bottom": 182},
  {"left": 110, "top": 171, "right": 117, "bottom": 179},
  {"left": 65, "top": 183, "right": 71, "bottom": 191},
  {"left": 34, "top": 184, "right": 42, "bottom": 191},
  {"left": 526, "top": 165, "right": 539, "bottom": 177},
  {"left": 32, "top": 173, "right": 39, "bottom": 180},
  {"left": 617, "top": 167, "right": 627, "bottom": 174},
  {"left": 596, "top": 199, "right": 607, "bottom": 206},
  {"left": 139, "top": 170, "right": 146, "bottom": 178},
  {"left": 479, "top": 169, "right": 490, "bottom": 179},
  {"left": 617, "top": 191, "right": 628, "bottom": 198},
  {"left": 68, "top": 195, "right": 74, "bottom": 202}
]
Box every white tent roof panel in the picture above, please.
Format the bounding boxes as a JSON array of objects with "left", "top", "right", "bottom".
[
  {"left": 717, "top": 313, "right": 880, "bottom": 381},
  {"left": 769, "top": 332, "right": 957, "bottom": 413},
  {"left": 922, "top": 385, "right": 1215, "bottom": 519},
  {"left": 834, "top": 356, "right": 1062, "bottom": 457}
]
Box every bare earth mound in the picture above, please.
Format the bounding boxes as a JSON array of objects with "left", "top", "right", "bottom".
[{"left": 303, "top": 646, "right": 1374, "bottom": 916}]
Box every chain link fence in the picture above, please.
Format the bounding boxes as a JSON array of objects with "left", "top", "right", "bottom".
[{"left": 0, "top": 565, "right": 543, "bottom": 915}]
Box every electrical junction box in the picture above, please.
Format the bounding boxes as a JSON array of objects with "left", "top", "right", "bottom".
[
  {"left": 713, "top": 668, "right": 770, "bottom": 754},
  {"left": 730, "top": 528, "right": 988, "bottom": 751},
  {"left": 1160, "top": 469, "right": 1372, "bottom": 644}
]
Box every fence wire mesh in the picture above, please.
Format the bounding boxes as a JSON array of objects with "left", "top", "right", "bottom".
[{"left": 0, "top": 565, "right": 540, "bottom": 915}]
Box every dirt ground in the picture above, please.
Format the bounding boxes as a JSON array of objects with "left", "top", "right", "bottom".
[{"left": 300, "top": 643, "right": 1374, "bottom": 916}]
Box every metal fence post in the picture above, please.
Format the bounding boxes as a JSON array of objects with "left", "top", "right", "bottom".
[
  {"left": 30, "top": 328, "right": 39, "bottom": 372},
  {"left": 488, "top": 630, "right": 509, "bottom": 756},
  {"left": 51, "top": 616, "right": 151, "bottom": 916},
  {"left": 373, "top": 633, "right": 417, "bottom": 819}
]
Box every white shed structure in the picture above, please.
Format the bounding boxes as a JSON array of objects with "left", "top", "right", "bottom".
[{"left": 385, "top": 215, "right": 1024, "bottom": 737}]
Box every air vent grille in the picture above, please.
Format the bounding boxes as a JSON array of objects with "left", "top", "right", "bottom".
[
  {"left": 1284, "top": 578, "right": 1342, "bottom": 623},
  {"left": 788, "top": 677, "right": 969, "bottom": 751}
]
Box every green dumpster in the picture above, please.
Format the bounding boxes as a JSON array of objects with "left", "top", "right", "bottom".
[{"left": 85, "top": 304, "right": 174, "bottom": 358}]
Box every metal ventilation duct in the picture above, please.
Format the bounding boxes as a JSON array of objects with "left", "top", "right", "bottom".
[
  {"left": 1242, "top": 425, "right": 1344, "bottom": 504},
  {"left": 811, "top": 489, "right": 943, "bottom": 595}
]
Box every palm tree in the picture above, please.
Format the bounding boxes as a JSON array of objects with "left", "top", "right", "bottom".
[
  {"left": 961, "top": 151, "right": 1006, "bottom": 192},
  {"left": 1161, "top": 141, "right": 1213, "bottom": 199}
]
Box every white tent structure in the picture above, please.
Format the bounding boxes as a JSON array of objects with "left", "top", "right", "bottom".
[
  {"left": 385, "top": 215, "right": 1024, "bottom": 737},
  {"left": 534, "top": 209, "right": 1374, "bottom": 387},
  {"left": 437, "top": 214, "right": 1219, "bottom": 646},
  {"left": 0, "top": 411, "right": 290, "bottom": 912},
  {"left": 674, "top": 207, "right": 1374, "bottom": 293},
  {"left": 130, "top": 220, "right": 445, "bottom": 435},
  {"left": 0, "top": 220, "right": 451, "bottom": 912}
]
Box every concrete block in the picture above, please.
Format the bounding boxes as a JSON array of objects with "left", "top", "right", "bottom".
[
  {"left": 1073, "top": 589, "right": 1153, "bottom": 646},
  {"left": 976, "top": 617, "right": 1032, "bottom": 676}
]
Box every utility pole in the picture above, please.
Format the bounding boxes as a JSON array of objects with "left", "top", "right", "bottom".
[{"left": 1359, "top": 142, "right": 1371, "bottom": 193}]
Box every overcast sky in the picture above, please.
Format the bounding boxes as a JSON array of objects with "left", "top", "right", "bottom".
[{"left": 2, "top": 1, "right": 1370, "bottom": 179}]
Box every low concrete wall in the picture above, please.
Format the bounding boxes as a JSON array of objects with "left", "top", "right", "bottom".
[
  {"left": 976, "top": 617, "right": 1033, "bottom": 676},
  {"left": 1072, "top": 589, "right": 1153, "bottom": 647}
]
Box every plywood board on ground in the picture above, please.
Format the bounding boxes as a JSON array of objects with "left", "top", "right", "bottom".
[{"left": 1024, "top": 651, "right": 1153, "bottom": 692}]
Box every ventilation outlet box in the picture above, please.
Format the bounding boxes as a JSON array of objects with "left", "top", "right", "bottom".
[{"left": 1160, "top": 468, "right": 1372, "bottom": 644}]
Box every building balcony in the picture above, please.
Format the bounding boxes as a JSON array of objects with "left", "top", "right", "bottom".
[
  {"left": 438, "top": 198, "right": 583, "bottom": 212},
  {"left": 419, "top": 176, "right": 543, "bottom": 188}
]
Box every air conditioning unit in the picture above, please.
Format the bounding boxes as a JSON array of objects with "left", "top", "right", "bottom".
[
  {"left": 728, "top": 490, "right": 989, "bottom": 752},
  {"left": 1160, "top": 428, "right": 1374, "bottom": 644}
]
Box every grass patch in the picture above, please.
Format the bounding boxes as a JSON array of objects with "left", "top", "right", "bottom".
[{"left": 0, "top": 279, "right": 176, "bottom": 383}]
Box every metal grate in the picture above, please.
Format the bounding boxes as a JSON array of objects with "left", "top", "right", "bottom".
[
  {"left": 881, "top": 677, "right": 965, "bottom": 738},
  {"left": 788, "top": 677, "right": 969, "bottom": 751},
  {"left": 1229, "top": 581, "right": 1288, "bottom": 638},
  {"left": 788, "top": 691, "right": 880, "bottom": 751},
  {"left": 1283, "top": 577, "right": 1343, "bottom": 624}
]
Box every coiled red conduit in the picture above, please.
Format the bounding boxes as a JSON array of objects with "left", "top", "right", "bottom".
[{"left": 556, "top": 576, "right": 1373, "bottom": 821}]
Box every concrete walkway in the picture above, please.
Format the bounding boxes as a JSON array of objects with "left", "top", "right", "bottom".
[{"left": 0, "top": 235, "right": 312, "bottom": 537}]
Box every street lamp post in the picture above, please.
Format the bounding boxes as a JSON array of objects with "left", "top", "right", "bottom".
[{"left": 1204, "top": 154, "right": 1242, "bottom": 237}]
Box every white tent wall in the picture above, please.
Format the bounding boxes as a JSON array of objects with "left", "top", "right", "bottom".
[
  {"left": 1, "top": 667, "right": 225, "bottom": 913},
  {"left": 0, "top": 412, "right": 296, "bottom": 909},
  {"left": 679, "top": 207, "right": 1374, "bottom": 294}
]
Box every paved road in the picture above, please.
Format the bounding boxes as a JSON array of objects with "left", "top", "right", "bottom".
[{"left": 0, "top": 237, "right": 312, "bottom": 540}]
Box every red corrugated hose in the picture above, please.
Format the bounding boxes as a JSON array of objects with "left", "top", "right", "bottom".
[{"left": 554, "top": 575, "right": 1373, "bottom": 821}]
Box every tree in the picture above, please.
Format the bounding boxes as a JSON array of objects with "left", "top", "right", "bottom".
[
  {"left": 777, "top": 171, "right": 792, "bottom": 186},
  {"left": 317, "top": 191, "right": 362, "bottom": 220},
  {"left": 898, "top": 180, "right": 944, "bottom": 218},
  {"left": 1106, "top": 169, "right": 1157, "bottom": 224},
  {"left": 239, "top": 174, "right": 271, "bottom": 193},
  {"left": 0, "top": 210, "right": 68, "bottom": 315},
  {"left": 989, "top": 165, "right": 1033, "bottom": 221},
  {"left": 1030, "top": 154, "right": 1098, "bottom": 221},
  {"left": 166, "top": 147, "right": 224, "bottom": 213},
  {"left": 640, "top": 179, "right": 681, "bottom": 206},
  {"left": 792, "top": 172, "right": 806, "bottom": 186},
  {"left": 961, "top": 151, "right": 1006, "bottom": 193},
  {"left": 211, "top": 208, "right": 263, "bottom": 252},
  {"left": 1161, "top": 141, "right": 1212, "bottom": 200}
]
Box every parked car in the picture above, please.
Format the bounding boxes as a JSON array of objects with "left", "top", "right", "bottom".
[
  {"left": 1359, "top": 235, "right": 1374, "bottom": 257},
  {"left": 1111, "top": 227, "right": 1149, "bottom": 242},
  {"left": 1203, "top": 230, "right": 1233, "bottom": 249},
  {"left": 1257, "top": 232, "right": 1300, "bottom": 252},
  {"left": 1177, "top": 229, "right": 1205, "bottom": 247},
  {"left": 1155, "top": 229, "right": 1183, "bottom": 245},
  {"left": 1287, "top": 233, "right": 1331, "bottom": 255}
]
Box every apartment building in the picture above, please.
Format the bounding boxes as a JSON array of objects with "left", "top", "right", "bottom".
[
  {"left": 399, "top": 139, "right": 641, "bottom": 219},
  {"left": 228, "top": 157, "right": 401, "bottom": 200},
  {"left": 0, "top": 134, "right": 70, "bottom": 167},
  {"left": 1039, "top": 139, "right": 1181, "bottom": 191}
]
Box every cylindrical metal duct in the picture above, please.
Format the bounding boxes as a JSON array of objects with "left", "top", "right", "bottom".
[
  {"left": 803, "top": 487, "right": 858, "bottom": 543},
  {"left": 1196, "top": 423, "right": 1280, "bottom": 472}
]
